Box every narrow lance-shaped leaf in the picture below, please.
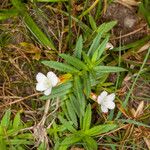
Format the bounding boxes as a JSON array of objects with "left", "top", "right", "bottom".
[
  {"left": 58, "top": 115, "right": 77, "bottom": 133},
  {"left": 1, "top": 109, "right": 11, "bottom": 129},
  {"left": 83, "top": 136, "right": 98, "bottom": 150},
  {"left": 59, "top": 53, "right": 87, "bottom": 70},
  {"left": 88, "top": 21, "right": 117, "bottom": 57},
  {"left": 73, "top": 75, "right": 86, "bottom": 118},
  {"left": 92, "top": 35, "right": 109, "bottom": 62},
  {"left": 83, "top": 71, "right": 91, "bottom": 98},
  {"left": 87, "top": 32, "right": 102, "bottom": 57},
  {"left": 74, "top": 35, "right": 83, "bottom": 59},
  {"left": 59, "top": 134, "right": 82, "bottom": 150},
  {"left": 85, "top": 124, "right": 117, "bottom": 136},
  {"left": 40, "top": 81, "right": 72, "bottom": 100},
  {"left": 13, "top": 111, "right": 21, "bottom": 129},
  {"left": 42, "top": 61, "right": 79, "bottom": 73},
  {"left": 66, "top": 99, "right": 78, "bottom": 128},
  {"left": 97, "top": 21, "right": 117, "bottom": 33},
  {"left": 82, "top": 104, "right": 92, "bottom": 131},
  {"left": 69, "top": 94, "right": 80, "bottom": 118},
  {"left": 94, "top": 66, "right": 127, "bottom": 73},
  {"left": 89, "top": 14, "right": 97, "bottom": 31},
  {"left": 0, "top": 9, "right": 18, "bottom": 21}
]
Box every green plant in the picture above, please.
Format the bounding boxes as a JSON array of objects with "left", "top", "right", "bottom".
[
  {"left": 0, "top": 109, "right": 34, "bottom": 149},
  {"left": 39, "top": 22, "right": 127, "bottom": 149}
]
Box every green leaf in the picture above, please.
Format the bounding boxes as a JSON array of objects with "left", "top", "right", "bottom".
[
  {"left": 38, "top": 142, "right": 46, "bottom": 150},
  {"left": 69, "top": 94, "right": 80, "bottom": 118},
  {"left": 11, "top": 0, "right": 25, "bottom": 11},
  {"left": 83, "top": 71, "right": 91, "bottom": 98},
  {"left": 6, "top": 139, "right": 33, "bottom": 145},
  {"left": 59, "top": 54, "right": 87, "bottom": 70},
  {"left": 73, "top": 76, "right": 86, "bottom": 117},
  {"left": 58, "top": 115, "right": 77, "bottom": 133},
  {"left": 0, "top": 9, "right": 18, "bottom": 21},
  {"left": 94, "top": 66, "right": 127, "bottom": 73},
  {"left": 120, "top": 119, "right": 150, "bottom": 128},
  {"left": 66, "top": 99, "right": 78, "bottom": 128},
  {"left": 97, "top": 21, "right": 117, "bottom": 34},
  {"left": 13, "top": 111, "right": 21, "bottom": 129},
  {"left": 0, "top": 138, "right": 6, "bottom": 150},
  {"left": 82, "top": 52, "right": 92, "bottom": 66},
  {"left": 24, "top": 14, "right": 56, "bottom": 50},
  {"left": 59, "top": 134, "right": 82, "bottom": 150},
  {"left": 88, "top": 21, "right": 117, "bottom": 57},
  {"left": 74, "top": 35, "right": 83, "bottom": 59},
  {"left": 92, "top": 35, "right": 109, "bottom": 62},
  {"left": 89, "top": 15, "right": 97, "bottom": 31},
  {"left": 1, "top": 109, "right": 11, "bottom": 129},
  {"left": 82, "top": 104, "right": 91, "bottom": 131},
  {"left": 40, "top": 81, "right": 72, "bottom": 100},
  {"left": 112, "top": 35, "right": 150, "bottom": 51},
  {"left": 87, "top": 32, "right": 102, "bottom": 56},
  {"left": 85, "top": 124, "right": 117, "bottom": 136},
  {"left": 42, "top": 61, "right": 79, "bottom": 73},
  {"left": 12, "top": 0, "right": 56, "bottom": 50},
  {"left": 83, "top": 136, "right": 98, "bottom": 150}
]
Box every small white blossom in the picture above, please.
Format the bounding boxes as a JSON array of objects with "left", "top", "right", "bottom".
[
  {"left": 97, "top": 91, "right": 115, "bottom": 113},
  {"left": 36, "top": 72, "right": 59, "bottom": 96},
  {"left": 106, "top": 42, "right": 114, "bottom": 50}
]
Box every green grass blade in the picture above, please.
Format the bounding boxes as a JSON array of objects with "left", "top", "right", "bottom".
[
  {"left": 0, "top": 9, "right": 18, "bottom": 21},
  {"left": 11, "top": 0, "right": 56, "bottom": 50},
  {"left": 23, "top": 14, "right": 56, "bottom": 50},
  {"left": 112, "top": 36, "right": 150, "bottom": 51},
  {"left": 119, "top": 119, "right": 150, "bottom": 128},
  {"left": 116, "top": 48, "right": 150, "bottom": 119}
]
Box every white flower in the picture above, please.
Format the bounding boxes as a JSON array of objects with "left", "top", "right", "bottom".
[
  {"left": 106, "top": 42, "right": 114, "bottom": 50},
  {"left": 97, "top": 91, "right": 115, "bottom": 113},
  {"left": 36, "top": 72, "right": 59, "bottom": 96}
]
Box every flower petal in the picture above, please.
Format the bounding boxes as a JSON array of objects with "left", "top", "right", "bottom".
[
  {"left": 44, "top": 88, "right": 52, "bottom": 96},
  {"left": 104, "top": 101, "right": 115, "bottom": 109},
  {"left": 106, "top": 42, "right": 114, "bottom": 50},
  {"left": 47, "top": 71, "right": 59, "bottom": 87},
  {"left": 101, "top": 105, "right": 108, "bottom": 113},
  {"left": 97, "top": 91, "right": 108, "bottom": 104},
  {"left": 36, "top": 82, "right": 49, "bottom": 91},
  {"left": 36, "top": 72, "right": 47, "bottom": 82},
  {"left": 106, "top": 93, "right": 115, "bottom": 101}
]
